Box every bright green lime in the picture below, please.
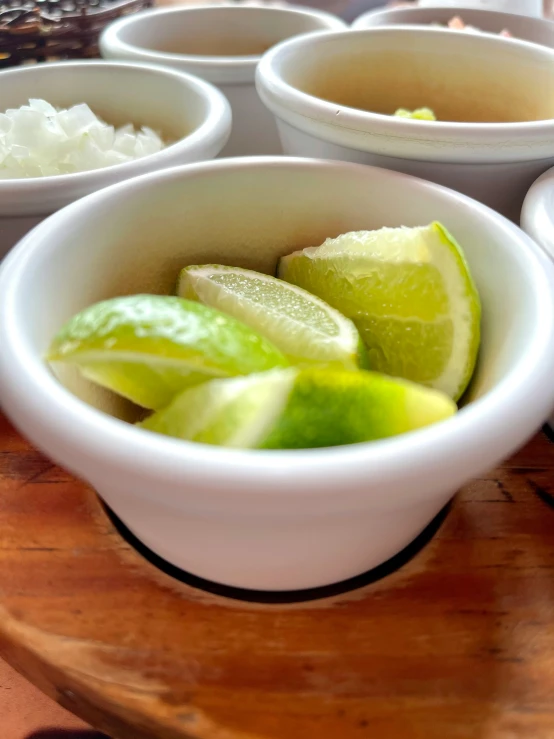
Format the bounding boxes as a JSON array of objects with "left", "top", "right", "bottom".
[
  {"left": 178, "top": 264, "right": 366, "bottom": 370},
  {"left": 46, "top": 295, "right": 288, "bottom": 410},
  {"left": 394, "top": 107, "right": 437, "bottom": 121},
  {"left": 140, "top": 368, "right": 457, "bottom": 449},
  {"left": 278, "top": 222, "right": 481, "bottom": 401}
]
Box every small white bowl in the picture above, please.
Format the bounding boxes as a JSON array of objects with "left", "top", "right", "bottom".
[
  {"left": 1, "top": 157, "right": 553, "bottom": 592},
  {"left": 351, "top": 5, "right": 554, "bottom": 45},
  {"left": 520, "top": 165, "right": 554, "bottom": 431},
  {"left": 256, "top": 26, "right": 554, "bottom": 220},
  {"left": 99, "top": 3, "right": 346, "bottom": 157},
  {"left": 0, "top": 60, "right": 231, "bottom": 261},
  {"left": 415, "top": 0, "right": 542, "bottom": 16},
  {"left": 521, "top": 167, "right": 554, "bottom": 261}
]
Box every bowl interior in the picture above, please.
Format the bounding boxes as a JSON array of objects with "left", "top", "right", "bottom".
[
  {"left": 0, "top": 63, "right": 208, "bottom": 143},
  {"left": 11, "top": 161, "right": 542, "bottom": 423},
  {"left": 115, "top": 6, "right": 341, "bottom": 59},
  {"left": 282, "top": 29, "right": 554, "bottom": 123}
]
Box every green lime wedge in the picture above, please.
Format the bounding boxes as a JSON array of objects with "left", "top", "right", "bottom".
[
  {"left": 46, "top": 295, "right": 288, "bottom": 410},
  {"left": 278, "top": 222, "right": 481, "bottom": 401},
  {"left": 394, "top": 107, "right": 437, "bottom": 121},
  {"left": 140, "top": 368, "right": 457, "bottom": 449},
  {"left": 177, "top": 264, "right": 366, "bottom": 370}
]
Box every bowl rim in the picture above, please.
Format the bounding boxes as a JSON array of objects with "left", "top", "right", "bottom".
[
  {"left": 0, "top": 59, "right": 231, "bottom": 198},
  {"left": 351, "top": 4, "right": 554, "bottom": 33},
  {"left": 521, "top": 165, "right": 554, "bottom": 260},
  {"left": 99, "top": 3, "right": 346, "bottom": 82},
  {"left": 1, "top": 156, "right": 554, "bottom": 489},
  {"left": 255, "top": 25, "right": 554, "bottom": 157}
]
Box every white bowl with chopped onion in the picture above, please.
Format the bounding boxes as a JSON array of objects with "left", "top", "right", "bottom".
[{"left": 0, "top": 60, "right": 231, "bottom": 260}]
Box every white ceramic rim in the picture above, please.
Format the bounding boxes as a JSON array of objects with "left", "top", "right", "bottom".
[
  {"left": 521, "top": 165, "right": 554, "bottom": 260},
  {"left": 0, "top": 60, "right": 231, "bottom": 206},
  {"left": 520, "top": 167, "right": 554, "bottom": 432},
  {"left": 350, "top": 5, "right": 554, "bottom": 32},
  {"left": 100, "top": 4, "right": 346, "bottom": 85},
  {"left": 255, "top": 26, "right": 554, "bottom": 159},
  {"left": 1, "top": 157, "right": 554, "bottom": 488}
]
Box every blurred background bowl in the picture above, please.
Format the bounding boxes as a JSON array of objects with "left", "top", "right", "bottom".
[
  {"left": 257, "top": 26, "right": 554, "bottom": 220},
  {"left": 520, "top": 165, "right": 554, "bottom": 431},
  {"left": 0, "top": 60, "right": 231, "bottom": 261},
  {"left": 100, "top": 2, "right": 346, "bottom": 157},
  {"left": 351, "top": 4, "right": 554, "bottom": 46}
]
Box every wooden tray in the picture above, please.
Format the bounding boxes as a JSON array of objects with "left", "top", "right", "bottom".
[{"left": 1, "top": 410, "right": 554, "bottom": 739}]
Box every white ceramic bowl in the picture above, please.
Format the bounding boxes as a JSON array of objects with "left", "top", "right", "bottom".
[
  {"left": 100, "top": 3, "right": 346, "bottom": 157},
  {"left": 415, "top": 0, "right": 542, "bottom": 16},
  {"left": 521, "top": 167, "right": 554, "bottom": 261},
  {"left": 520, "top": 165, "right": 554, "bottom": 431},
  {"left": 1, "top": 157, "right": 554, "bottom": 592},
  {"left": 351, "top": 5, "right": 554, "bottom": 44},
  {"left": 0, "top": 60, "right": 231, "bottom": 261},
  {"left": 256, "top": 26, "right": 554, "bottom": 220}
]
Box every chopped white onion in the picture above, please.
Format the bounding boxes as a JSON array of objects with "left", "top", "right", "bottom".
[{"left": 0, "top": 99, "right": 167, "bottom": 179}]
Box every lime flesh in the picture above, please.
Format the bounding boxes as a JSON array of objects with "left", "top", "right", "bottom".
[
  {"left": 178, "top": 264, "right": 367, "bottom": 370},
  {"left": 278, "top": 222, "right": 481, "bottom": 401}
]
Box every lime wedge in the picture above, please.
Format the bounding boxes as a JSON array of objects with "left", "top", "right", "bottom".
[
  {"left": 46, "top": 295, "right": 288, "bottom": 410},
  {"left": 140, "top": 368, "right": 457, "bottom": 449},
  {"left": 278, "top": 222, "right": 480, "bottom": 401},
  {"left": 178, "top": 264, "right": 366, "bottom": 370},
  {"left": 394, "top": 107, "right": 437, "bottom": 121}
]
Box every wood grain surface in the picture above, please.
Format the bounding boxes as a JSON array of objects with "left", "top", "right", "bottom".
[{"left": 1, "top": 410, "right": 554, "bottom": 739}]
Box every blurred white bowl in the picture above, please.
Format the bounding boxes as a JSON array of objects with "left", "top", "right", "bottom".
[
  {"left": 520, "top": 165, "right": 554, "bottom": 431},
  {"left": 521, "top": 167, "right": 554, "bottom": 261},
  {"left": 1, "top": 157, "right": 553, "bottom": 591},
  {"left": 256, "top": 26, "right": 554, "bottom": 220},
  {"left": 0, "top": 60, "right": 231, "bottom": 261},
  {"left": 351, "top": 5, "right": 554, "bottom": 44},
  {"left": 100, "top": 3, "right": 345, "bottom": 157},
  {"left": 415, "top": 0, "right": 541, "bottom": 17}
]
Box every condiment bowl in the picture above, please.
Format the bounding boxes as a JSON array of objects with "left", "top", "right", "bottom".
[
  {"left": 256, "top": 26, "right": 554, "bottom": 220},
  {"left": 0, "top": 60, "right": 231, "bottom": 260},
  {"left": 351, "top": 5, "right": 550, "bottom": 34},
  {"left": 416, "top": 0, "right": 542, "bottom": 17},
  {"left": 99, "top": 3, "right": 346, "bottom": 157},
  {"left": 520, "top": 165, "right": 554, "bottom": 431},
  {"left": 1, "top": 157, "right": 553, "bottom": 591}
]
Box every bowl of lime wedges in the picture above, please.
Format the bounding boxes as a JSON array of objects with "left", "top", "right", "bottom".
[{"left": 0, "top": 157, "right": 553, "bottom": 591}]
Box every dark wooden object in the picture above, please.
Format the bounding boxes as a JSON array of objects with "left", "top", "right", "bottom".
[
  {"left": 0, "top": 0, "right": 152, "bottom": 67},
  {"left": 1, "top": 410, "right": 554, "bottom": 739}
]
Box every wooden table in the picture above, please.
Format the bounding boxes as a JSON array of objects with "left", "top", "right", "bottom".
[{"left": 1, "top": 411, "right": 554, "bottom": 739}]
